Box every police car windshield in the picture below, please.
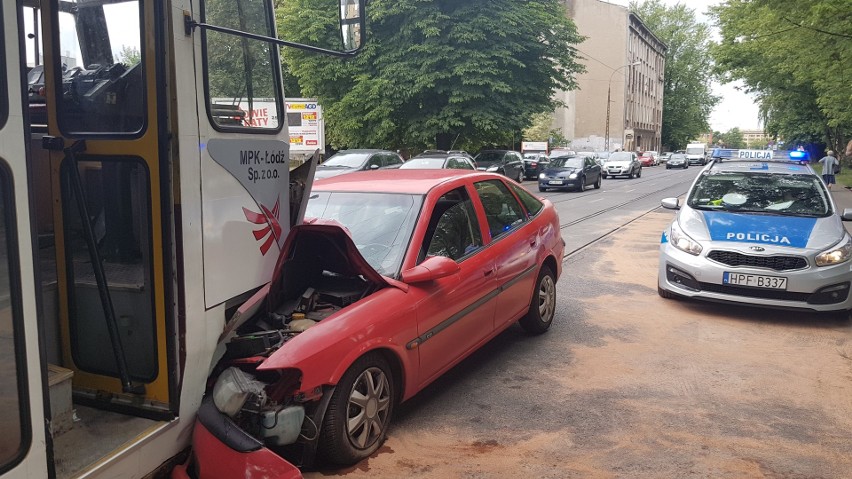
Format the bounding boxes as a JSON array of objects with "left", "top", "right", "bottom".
[{"left": 687, "top": 172, "right": 831, "bottom": 217}]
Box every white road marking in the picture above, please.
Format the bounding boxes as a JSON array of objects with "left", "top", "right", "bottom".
[
  {"left": 626, "top": 189, "right": 636, "bottom": 193},
  {"left": 589, "top": 198, "right": 604, "bottom": 203}
]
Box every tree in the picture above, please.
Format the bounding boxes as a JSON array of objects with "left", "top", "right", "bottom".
[
  {"left": 116, "top": 45, "right": 140, "bottom": 66},
  {"left": 629, "top": 1, "right": 718, "bottom": 151},
  {"left": 277, "top": 0, "right": 585, "bottom": 151},
  {"left": 710, "top": 0, "right": 851, "bottom": 155},
  {"left": 716, "top": 127, "right": 746, "bottom": 149},
  {"left": 523, "top": 112, "right": 568, "bottom": 149}
]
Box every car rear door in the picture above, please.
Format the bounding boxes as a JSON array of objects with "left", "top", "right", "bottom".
[{"left": 472, "top": 179, "right": 539, "bottom": 329}]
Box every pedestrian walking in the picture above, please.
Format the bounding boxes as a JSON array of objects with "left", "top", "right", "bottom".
[{"left": 818, "top": 150, "right": 838, "bottom": 191}]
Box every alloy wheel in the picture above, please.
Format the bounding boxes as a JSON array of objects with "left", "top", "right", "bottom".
[{"left": 346, "top": 367, "right": 391, "bottom": 449}]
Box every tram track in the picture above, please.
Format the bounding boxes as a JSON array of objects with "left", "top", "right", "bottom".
[
  {"left": 559, "top": 175, "right": 694, "bottom": 259},
  {"left": 534, "top": 167, "right": 694, "bottom": 206}
]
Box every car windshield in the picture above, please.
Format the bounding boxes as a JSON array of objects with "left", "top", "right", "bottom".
[
  {"left": 609, "top": 152, "right": 633, "bottom": 162},
  {"left": 400, "top": 157, "right": 446, "bottom": 169},
  {"left": 686, "top": 147, "right": 704, "bottom": 155},
  {"left": 670, "top": 154, "right": 686, "bottom": 161},
  {"left": 549, "top": 157, "right": 584, "bottom": 168},
  {"left": 687, "top": 172, "right": 831, "bottom": 217},
  {"left": 321, "top": 152, "right": 370, "bottom": 168},
  {"left": 305, "top": 191, "right": 423, "bottom": 276},
  {"left": 597, "top": 152, "right": 610, "bottom": 159}
]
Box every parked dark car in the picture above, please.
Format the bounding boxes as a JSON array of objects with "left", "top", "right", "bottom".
[
  {"left": 665, "top": 153, "right": 689, "bottom": 169},
  {"left": 400, "top": 154, "right": 476, "bottom": 170},
  {"left": 474, "top": 150, "right": 525, "bottom": 183},
  {"left": 315, "top": 149, "right": 404, "bottom": 179},
  {"left": 522, "top": 153, "right": 550, "bottom": 179},
  {"left": 538, "top": 154, "right": 602, "bottom": 192}
]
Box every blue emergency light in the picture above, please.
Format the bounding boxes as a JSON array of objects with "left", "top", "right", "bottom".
[{"left": 789, "top": 150, "right": 809, "bottom": 160}]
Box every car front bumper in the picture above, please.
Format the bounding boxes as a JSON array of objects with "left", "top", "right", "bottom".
[
  {"left": 172, "top": 398, "right": 303, "bottom": 479},
  {"left": 658, "top": 241, "right": 852, "bottom": 312},
  {"left": 604, "top": 167, "right": 632, "bottom": 176},
  {"left": 539, "top": 178, "right": 580, "bottom": 188}
]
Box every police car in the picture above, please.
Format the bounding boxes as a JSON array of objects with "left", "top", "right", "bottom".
[{"left": 658, "top": 150, "right": 852, "bottom": 312}]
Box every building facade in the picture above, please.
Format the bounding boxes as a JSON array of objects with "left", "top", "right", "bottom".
[{"left": 553, "top": 0, "right": 666, "bottom": 153}]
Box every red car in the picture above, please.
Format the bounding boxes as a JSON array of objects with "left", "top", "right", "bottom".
[
  {"left": 175, "top": 170, "right": 564, "bottom": 478},
  {"left": 638, "top": 152, "right": 657, "bottom": 167}
]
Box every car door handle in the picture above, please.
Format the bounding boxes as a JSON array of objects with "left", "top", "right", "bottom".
[{"left": 484, "top": 268, "right": 495, "bottom": 277}]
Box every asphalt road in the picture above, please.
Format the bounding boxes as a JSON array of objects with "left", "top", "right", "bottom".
[{"left": 306, "top": 163, "right": 852, "bottom": 478}]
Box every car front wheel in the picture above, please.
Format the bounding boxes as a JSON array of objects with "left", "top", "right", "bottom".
[
  {"left": 519, "top": 265, "right": 556, "bottom": 334},
  {"left": 594, "top": 174, "right": 602, "bottom": 189},
  {"left": 517, "top": 170, "right": 524, "bottom": 183},
  {"left": 319, "top": 353, "right": 395, "bottom": 465}
]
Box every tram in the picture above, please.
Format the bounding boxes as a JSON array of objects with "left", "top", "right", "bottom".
[{"left": 0, "top": 0, "right": 363, "bottom": 477}]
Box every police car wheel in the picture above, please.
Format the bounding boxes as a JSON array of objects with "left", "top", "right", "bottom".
[{"left": 658, "top": 286, "right": 678, "bottom": 300}]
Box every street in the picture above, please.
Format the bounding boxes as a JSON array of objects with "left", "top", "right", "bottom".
[{"left": 306, "top": 165, "right": 852, "bottom": 478}]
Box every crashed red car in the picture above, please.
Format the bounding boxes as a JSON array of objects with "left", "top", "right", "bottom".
[{"left": 177, "top": 170, "right": 564, "bottom": 477}]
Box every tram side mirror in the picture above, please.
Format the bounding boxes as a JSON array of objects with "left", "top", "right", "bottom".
[{"left": 340, "top": 0, "right": 366, "bottom": 52}]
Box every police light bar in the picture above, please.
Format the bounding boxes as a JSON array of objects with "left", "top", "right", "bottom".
[
  {"left": 788, "top": 150, "right": 809, "bottom": 160},
  {"left": 711, "top": 149, "right": 773, "bottom": 161}
]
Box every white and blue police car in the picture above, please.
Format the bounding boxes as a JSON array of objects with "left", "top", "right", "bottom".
[{"left": 658, "top": 150, "right": 852, "bottom": 312}]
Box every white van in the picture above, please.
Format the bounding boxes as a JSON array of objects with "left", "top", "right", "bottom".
[{"left": 686, "top": 143, "right": 708, "bottom": 165}]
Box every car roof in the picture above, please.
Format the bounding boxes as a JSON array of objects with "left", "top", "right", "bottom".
[
  {"left": 334, "top": 149, "right": 391, "bottom": 154},
  {"left": 706, "top": 159, "right": 815, "bottom": 176},
  {"left": 313, "top": 169, "right": 483, "bottom": 194}
]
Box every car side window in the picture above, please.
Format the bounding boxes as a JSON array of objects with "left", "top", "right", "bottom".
[
  {"left": 510, "top": 184, "right": 544, "bottom": 217},
  {"left": 365, "top": 155, "right": 382, "bottom": 170},
  {"left": 420, "top": 187, "right": 483, "bottom": 263},
  {"left": 383, "top": 153, "right": 403, "bottom": 167},
  {"left": 474, "top": 180, "right": 527, "bottom": 240}
]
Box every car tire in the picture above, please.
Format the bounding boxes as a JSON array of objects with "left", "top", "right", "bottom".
[
  {"left": 684, "top": 164, "right": 688, "bottom": 169},
  {"left": 602, "top": 173, "right": 607, "bottom": 179},
  {"left": 578, "top": 176, "right": 586, "bottom": 192},
  {"left": 658, "top": 286, "right": 679, "bottom": 300},
  {"left": 519, "top": 265, "right": 556, "bottom": 335},
  {"left": 517, "top": 170, "right": 524, "bottom": 183},
  {"left": 319, "top": 353, "right": 395, "bottom": 465},
  {"left": 637, "top": 168, "right": 642, "bottom": 178},
  {"left": 538, "top": 186, "right": 547, "bottom": 192},
  {"left": 594, "top": 175, "right": 602, "bottom": 189}
]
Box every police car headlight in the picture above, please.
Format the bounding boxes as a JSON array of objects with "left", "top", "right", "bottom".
[
  {"left": 539, "top": 173, "right": 547, "bottom": 179},
  {"left": 816, "top": 235, "right": 852, "bottom": 266},
  {"left": 670, "top": 222, "right": 702, "bottom": 256},
  {"left": 486, "top": 166, "right": 499, "bottom": 172},
  {"left": 569, "top": 173, "right": 578, "bottom": 179}
]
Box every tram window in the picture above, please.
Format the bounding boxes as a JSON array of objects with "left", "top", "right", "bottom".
[
  {"left": 0, "top": 162, "right": 30, "bottom": 472},
  {"left": 55, "top": 0, "right": 145, "bottom": 135},
  {"left": 203, "top": 0, "right": 283, "bottom": 131},
  {"left": 60, "top": 158, "right": 157, "bottom": 382}
]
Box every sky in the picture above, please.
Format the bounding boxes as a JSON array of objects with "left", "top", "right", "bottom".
[{"left": 609, "top": 0, "right": 762, "bottom": 132}]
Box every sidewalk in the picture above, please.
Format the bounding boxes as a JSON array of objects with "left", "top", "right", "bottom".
[{"left": 832, "top": 186, "right": 852, "bottom": 233}]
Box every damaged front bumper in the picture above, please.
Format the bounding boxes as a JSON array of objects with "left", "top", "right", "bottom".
[{"left": 171, "top": 398, "right": 303, "bottom": 479}]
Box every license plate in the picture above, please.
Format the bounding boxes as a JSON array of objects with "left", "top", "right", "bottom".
[
  {"left": 548, "top": 180, "right": 564, "bottom": 185},
  {"left": 723, "top": 272, "right": 787, "bottom": 289}
]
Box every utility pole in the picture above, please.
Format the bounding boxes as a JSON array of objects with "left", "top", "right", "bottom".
[{"left": 605, "top": 61, "right": 640, "bottom": 152}]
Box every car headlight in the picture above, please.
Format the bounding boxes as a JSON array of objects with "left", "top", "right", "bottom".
[
  {"left": 670, "top": 221, "right": 702, "bottom": 255},
  {"left": 212, "top": 367, "right": 265, "bottom": 417},
  {"left": 568, "top": 173, "right": 578, "bottom": 179},
  {"left": 539, "top": 173, "right": 547, "bottom": 179},
  {"left": 486, "top": 166, "right": 499, "bottom": 172},
  {"left": 816, "top": 235, "right": 852, "bottom": 266}
]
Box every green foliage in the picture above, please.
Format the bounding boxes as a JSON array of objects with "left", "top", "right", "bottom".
[
  {"left": 277, "top": 0, "right": 585, "bottom": 150},
  {"left": 630, "top": 0, "right": 718, "bottom": 151},
  {"left": 116, "top": 45, "right": 140, "bottom": 66},
  {"left": 523, "top": 112, "right": 567, "bottom": 148},
  {"left": 714, "top": 127, "right": 746, "bottom": 148},
  {"left": 710, "top": 0, "right": 852, "bottom": 154}
]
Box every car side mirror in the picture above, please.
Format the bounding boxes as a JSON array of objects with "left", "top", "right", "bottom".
[
  {"left": 842, "top": 208, "right": 852, "bottom": 221},
  {"left": 401, "top": 256, "right": 460, "bottom": 283},
  {"left": 369, "top": 164, "right": 380, "bottom": 170},
  {"left": 661, "top": 198, "right": 680, "bottom": 210}
]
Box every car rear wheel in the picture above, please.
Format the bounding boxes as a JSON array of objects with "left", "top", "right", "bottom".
[
  {"left": 319, "top": 353, "right": 395, "bottom": 465},
  {"left": 516, "top": 170, "right": 523, "bottom": 183},
  {"left": 519, "top": 265, "right": 556, "bottom": 334},
  {"left": 637, "top": 168, "right": 642, "bottom": 178}
]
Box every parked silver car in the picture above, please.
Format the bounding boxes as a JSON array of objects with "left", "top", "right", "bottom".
[
  {"left": 658, "top": 155, "right": 852, "bottom": 312},
  {"left": 601, "top": 151, "right": 641, "bottom": 179}
]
